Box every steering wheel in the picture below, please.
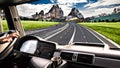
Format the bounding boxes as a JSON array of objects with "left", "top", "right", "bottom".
[{"left": 0, "top": 30, "right": 19, "bottom": 60}]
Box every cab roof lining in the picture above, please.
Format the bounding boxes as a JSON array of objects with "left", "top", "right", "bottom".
[{"left": 0, "top": 0, "right": 37, "bottom": 7}]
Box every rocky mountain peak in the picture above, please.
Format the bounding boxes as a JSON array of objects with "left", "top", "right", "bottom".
[
  {"left": 68, "top": 8, "right": 84, "bottom": 19},
  {"left": 48, "top": 4, "right": 64, "bottom": 19},
  {"left": 39, "top": 10, "right": 44, "bottom": 16},
  {"left": 32, "top": 4, "right": 64, "bottom": 21}
]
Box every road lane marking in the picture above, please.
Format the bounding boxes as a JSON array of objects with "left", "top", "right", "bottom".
[
  {"left": 43, "top": 23, "right": 68, "bottom": 38},
  {"left": 87, "top": 27, "right": 120, "bottom": 48},
  {"left": 68, "top": 23, "right": 76, "bottom": 44},
  {"left": 78, "top": 25, "right": 88, "bottom": 42},
  {"left": 25, "top": 29, "right": 49, "bottom": 35},
  {"left": 83, "top": 36, "right": 86, "bottom": 39},
  {"left": 95, "top": 31, "right": 120, "bottom": 48},
  {"left": 44, "top": 23, "right": 69, "bottom": 40},
  {"left": 81, "top": 25, "right": 105, "bottom": 42},
  {"left": 80, "top": 25, "right": 110, "bottom": 50},
  {"left": 26, "top": 23, "right": 65, "bottom": 35}
]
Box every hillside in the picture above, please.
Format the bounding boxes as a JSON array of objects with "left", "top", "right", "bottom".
[{"left": 91, "top": 13, "right": 120, "bottom": 22}]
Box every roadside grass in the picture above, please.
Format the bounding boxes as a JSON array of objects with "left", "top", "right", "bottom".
[
  {"left": 2, "top": 20, "right": 59, "bottom": 31},
  {"left": 21, "top": 20, "right": 59, "bottom": 31},
  {"left": 79, "top": 22, "right": 120, "bottom": 45},
  {"left": 2, "top": 20, "right": 9, "bottom": 32}
]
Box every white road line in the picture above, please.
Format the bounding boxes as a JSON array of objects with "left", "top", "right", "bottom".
[
  {"left": 83, "top": 36, "right": 86, "bottom": 38},
  {"left": 78, "top": 25, "right": 88, "bottom": 42},
  {"left": 44, "top": 23, "right": 69, "bottom": 40},
  {"left": 91, "top": 28, "right": 120, "bottom": 48},
  {"left": 82, "top": 25, "right": 120, "bottom": 48},
  {"left": 80, "top": 25, "right": 110, "bottom": 49},
  {"left": 25, "top": 29, "right": 49, "bottom": 35},
  {"left": 69, "top": 24, "right": 76, "bottom": 44},
  {"left": 42, "top": 23, "right": 68, "bottom": 38}
]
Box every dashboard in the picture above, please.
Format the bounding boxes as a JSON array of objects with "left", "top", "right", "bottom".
[
  {"left": 34, "top": 40, "right": 56, "bottom": 59},
  {"left": 20, "top": 39, "right": 56, "bottom": 59},
  {"left": 53, "top": 49, "right": 120, "bottom": 68},
  {"left": 60, "top": 51, "right": 95, "bottom": 64},
  {"left": 20, "top": 40, "right": 38, "bottom": 54},
  {"left": 17, "top": 36, "right": 56, "bottom": 59},
  {"left": 54, "top": 50, "right": 95, "bottom": 64},
  {"left": 16, "top": 36, "right": 120, "bottom": 68}
]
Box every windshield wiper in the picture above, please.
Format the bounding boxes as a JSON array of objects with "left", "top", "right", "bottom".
[
  {"left": 73, "top": 42, "right": 105, "bottom": 47},
  {"left": 110, "top": 48, "right": 120, "bottom": 51}
]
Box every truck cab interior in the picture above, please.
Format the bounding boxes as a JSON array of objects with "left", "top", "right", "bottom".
[{"left": 0, "top": 0, "right": 120, "bottom": 68}]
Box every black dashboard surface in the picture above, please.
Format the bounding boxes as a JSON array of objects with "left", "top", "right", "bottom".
[{"left": 53, "top": 49, "right": 120, "bottom": 68}]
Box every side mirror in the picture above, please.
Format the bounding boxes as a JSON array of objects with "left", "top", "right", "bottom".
[{"left": 15, "top": 35, "right": 56, "bottom": 59}]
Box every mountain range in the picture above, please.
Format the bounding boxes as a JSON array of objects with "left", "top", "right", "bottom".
[
  {"left": 17, "top": 0, "right": 120, "bottom": 18},
  {"left": 32, "top": 4, "right": 84, "bottom": 22}
]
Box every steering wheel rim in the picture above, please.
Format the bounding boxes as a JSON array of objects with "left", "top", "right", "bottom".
[{"left": 0, "top": 31, "right": 19, "bottom": 60}]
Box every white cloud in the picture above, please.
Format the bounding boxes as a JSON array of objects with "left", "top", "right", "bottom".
[
  {"left": 50, "top": 0, "right": 87, "bottom": 4},
  {"left": 17, "top": 3, "right": 73, "bottom": 17},
  {"left": 57, "top": 0, "right": 87, "bottom": 4},
  {"left": 51, "top": 0, "right": 56, "bottom": 3},
  {"left": 59, "top": 4, "right": 72, "bottom": 16},
  {"left": 17, "top": 4, "right": 53, "bottom": 17},
  {"left": 85, "top": 0, "right": 120, "bottom": 8},
  {"left": 16, "top": 0, "right": 120, "bottom": 18},
  {"left": 81, "top": 8, "right": 114, "bottom": 18},
  {"left": 82, "top": 0, "right": 120, "bottom": 18}
]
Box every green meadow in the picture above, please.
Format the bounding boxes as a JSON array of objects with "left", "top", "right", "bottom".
[
  {"left": 2, "top": 20, "right": 59, "bottom": 31},
  {"left": 80, "top": 22, "right": 120, "bottom": 45}
]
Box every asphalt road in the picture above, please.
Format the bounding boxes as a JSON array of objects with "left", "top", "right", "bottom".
[{"left": 26, "top": 22, "right": 119, "bottom": 48}]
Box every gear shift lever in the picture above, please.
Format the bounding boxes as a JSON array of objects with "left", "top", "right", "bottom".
[{"left": 51, "top": 56, "right": 62, "bottom": 68}]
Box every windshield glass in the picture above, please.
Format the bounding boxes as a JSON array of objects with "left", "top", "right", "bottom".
[
  {"left": 15, "top": 0, "right": 120, "bottom": 47},
  {"left": 0, "top": 10, "right": 8, "bottom": 33}
]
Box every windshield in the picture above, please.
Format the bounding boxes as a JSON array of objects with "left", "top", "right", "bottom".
[{"left": 14, "top": 0, "right": 120, "bottom": 47}]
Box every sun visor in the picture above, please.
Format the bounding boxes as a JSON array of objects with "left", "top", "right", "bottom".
[{"left": 0, "top": 0, "right": 38, "bottom": 7}]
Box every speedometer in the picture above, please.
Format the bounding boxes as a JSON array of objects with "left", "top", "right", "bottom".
[{"left": 39, "top": 47, "right": 53, "bottom": 58}]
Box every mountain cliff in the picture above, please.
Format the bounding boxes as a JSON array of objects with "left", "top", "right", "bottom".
[
  {"left": 47, "top": 4, "right": 64, "bottom": 20},
  {"left": 67, "top": 8, "right": 84, "bottom": 22},
  {"left": 32, "top": 4, "right": 64, "bottom": 21}
]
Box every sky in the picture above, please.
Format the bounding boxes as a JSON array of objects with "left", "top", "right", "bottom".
[{"left": 17, "top": 0, "right": 120, "bottom": 18}]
